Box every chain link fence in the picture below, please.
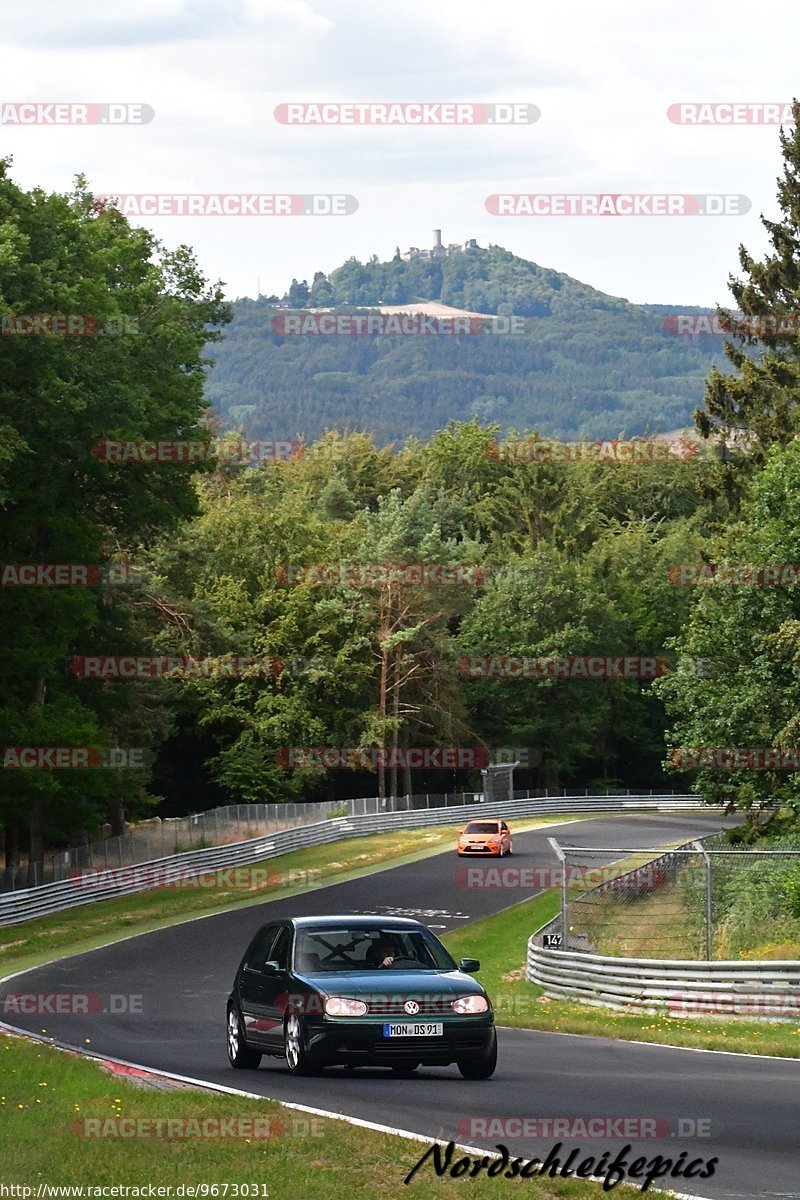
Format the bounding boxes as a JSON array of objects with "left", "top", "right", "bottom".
[
  {"left": 3, "top": 785, "right": 674, "bottom": 891},
  {"left": 546, "top": 836, "right": 800, "bottom": 960}
]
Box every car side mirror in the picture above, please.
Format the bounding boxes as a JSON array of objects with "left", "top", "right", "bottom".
[
  {"left": 459, "top": 957, "right": 480, "bottom": 973},
  {"left": 262, "top": 960, "right": 281, "bottom": 974}
]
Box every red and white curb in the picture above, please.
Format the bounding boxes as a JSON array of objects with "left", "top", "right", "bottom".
[{"left": 2, "top": 1021, "right": 714, "bottom": 1199}]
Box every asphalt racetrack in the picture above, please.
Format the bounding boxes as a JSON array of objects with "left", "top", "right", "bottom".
[{"left": 4, "top": 811, "right": 795, "bottom": 1199}]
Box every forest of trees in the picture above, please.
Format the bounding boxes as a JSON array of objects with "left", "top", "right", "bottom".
[
  {"left": 4, "top": 103, "right": 800, "bottom": 882},
  {"left": 206, "top": 247, "right": 726, "bottom": 445}
]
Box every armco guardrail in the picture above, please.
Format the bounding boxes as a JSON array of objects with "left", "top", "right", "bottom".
[
  {"left": 0, "top": 793, "right": 706, "bottom": 926},
  {"left": 526, "top": 942, "right": 800, "bottom": 1020},
  {"left": 526, "top": 833, "right": 800, "bottom": 1020},
  {"left": 10, "top": 786, "right": 691, "bottom": 889}
]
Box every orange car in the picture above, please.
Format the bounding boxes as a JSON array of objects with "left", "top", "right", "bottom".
[{"left": 456, "top": 818, "right": 512, "bottom": 857}]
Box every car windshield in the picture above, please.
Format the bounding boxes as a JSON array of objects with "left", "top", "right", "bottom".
[
  {"left": 464, "top": 821, "right": 499, "bottom": 834},
  {"left": 293, "top": 926, "right": 457, "bottom": 973}
]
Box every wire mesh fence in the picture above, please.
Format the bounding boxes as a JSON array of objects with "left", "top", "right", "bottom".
[
  {"left": 550, "top": 836, "right": 800, "bottom": 960},
  {"left": 2, "top": 786, "right": 682, "bottom": 891}
]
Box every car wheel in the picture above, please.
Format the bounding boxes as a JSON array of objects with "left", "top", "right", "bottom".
[
  {"left": 227, "top": 1003, "right": 262, "bottom": 1069},
  {"left": 390, "top": 1060, "right": 420, "bottom": 1074},
  {"left": 506, "top": 841, "right": 513, "bottom": 856},
  {"left": 284, "top": 1011, "right": 323, "bottom": 1076},
  {"left": 457, "top": 1030, "right": 497, "bottom": 1080}
]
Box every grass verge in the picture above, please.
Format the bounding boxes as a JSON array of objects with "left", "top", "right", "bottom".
[
  {"left": 442, "top": 892, "right": 800, "bottom": 1057},
  {"left": 0, "top": 816, "right": 587, "bottom": 979},
  {"left": 0, "top": 1034, "right": 676, "bottom": 1198}
]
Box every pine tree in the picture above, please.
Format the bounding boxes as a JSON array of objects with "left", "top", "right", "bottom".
[{"left": 697, "top": 99, "right": 800, "bottom": 496}]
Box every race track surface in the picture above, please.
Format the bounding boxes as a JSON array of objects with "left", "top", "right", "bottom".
[{"left": 5, "top": 811, "right": 793, "bottom": 1199}]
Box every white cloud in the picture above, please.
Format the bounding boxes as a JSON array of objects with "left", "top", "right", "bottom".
[{"left": 0, "top": 0, "right": 796, "bottom": 302}]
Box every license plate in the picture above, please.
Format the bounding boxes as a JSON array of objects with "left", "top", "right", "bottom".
[{"left": 383, "top": 1022, "right": 443, "bottom": 1037}]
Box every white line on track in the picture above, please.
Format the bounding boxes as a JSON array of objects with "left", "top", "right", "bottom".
[{"left": 0, "top": 1021, "right": 715, "bottom": 1200}]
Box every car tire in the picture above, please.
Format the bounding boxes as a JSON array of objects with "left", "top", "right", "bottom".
[
  {"left": 227, "top": 1003, "right": 262, "bottom": 1069},
  {"left": 284, "top": 1011, "right": 323, "bottom": 1076},
  {"left": 390, "top": 1060, "right": 420, "bottom": 1074},
  {"left": 507, "top": 841, "right": 513, "bottom": 856},
  {"left": 457, "top": 1030, "right": 497, "bottom": 1080}
]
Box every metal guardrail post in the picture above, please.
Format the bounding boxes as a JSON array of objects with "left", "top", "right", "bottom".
[
  {"left": 694, "top": 840, "right": 713, "bottom": 960},
  {"left": 548, "top": 836, "right": 568, "bottom": 947}
]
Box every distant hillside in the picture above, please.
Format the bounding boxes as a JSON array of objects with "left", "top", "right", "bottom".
[{"left": 205, "top": 244, "right": 727, "bottom": 444}]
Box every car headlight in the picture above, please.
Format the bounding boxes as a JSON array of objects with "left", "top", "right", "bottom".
[
  {"left": 324, "top": 996, "right": 368, "bottom": 1017},
  {"left": 452, "top": 994, "right": 489, "bottom": 1014}
]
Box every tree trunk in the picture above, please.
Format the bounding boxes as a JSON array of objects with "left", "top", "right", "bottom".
[
  {"left": 26, "top": 675, "right": 47, "bottom": 887},
  {"left": 109, "top": 795, "right": 127, "bottom": 837},
  {"left": 378, "top": 644, "right": 387, "bottom": 800},
  {"left": 402, "top": 733, "right": 413, "bottom": 799},
  {"left": 3, "top": 817, "right": 19, "bottom": 890},
  {"left": 390, "top": 647, "right": 401, "bottom": 799},
  {"left": 377, "top": 591, "right": 389, "bottom": 801},
  {"left": 27, "top": 798, "right": 44, "bottom": 887}
]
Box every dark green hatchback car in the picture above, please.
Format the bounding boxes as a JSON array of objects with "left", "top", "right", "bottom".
[{"left": 226, "top": 914, "right": 497, "bottom": 1078}]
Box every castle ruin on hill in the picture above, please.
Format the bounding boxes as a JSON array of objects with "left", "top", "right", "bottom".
[{"left": 397, "top": 230, "right": 478, "bottom": 261}]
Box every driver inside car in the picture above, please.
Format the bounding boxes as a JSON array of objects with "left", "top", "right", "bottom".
[{"left": 366, "top": 936, "right": 399, "bottom": 968}]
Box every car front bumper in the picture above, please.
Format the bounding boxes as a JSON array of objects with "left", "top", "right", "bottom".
[{"left": 304, "top": 1015, "right": 495, "bottom": 1065}]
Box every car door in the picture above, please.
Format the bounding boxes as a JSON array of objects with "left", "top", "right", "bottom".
[
  {"left": 256, "top": 924, "right": 294, "bottom": 1049},
  {"left": 238, "top": 923, "right": 279, "bottom": 1046}
]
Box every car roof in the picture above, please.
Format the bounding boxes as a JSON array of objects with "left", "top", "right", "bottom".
[{"left": 285, "top": 915, "right": 427, "bottom": 930}]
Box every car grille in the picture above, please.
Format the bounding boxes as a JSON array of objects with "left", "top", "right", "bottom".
[{"left": 365, "top": 997, "right": 453, "bottom": 1016}]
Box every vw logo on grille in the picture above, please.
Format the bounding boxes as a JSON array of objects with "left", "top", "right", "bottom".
[{"left": 404, "top": 1000, "right": 420, "bottom": 1015}]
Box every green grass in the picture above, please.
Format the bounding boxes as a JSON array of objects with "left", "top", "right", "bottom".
[
  {"left": 0, "top": 1034, "right": 677, "bottom": 1198},
  {"left": 0, "top": 815, "right": 588, "bottom": 979},
  {"left": 442, "top": 891, "right": 800, "bottom": 1057}
]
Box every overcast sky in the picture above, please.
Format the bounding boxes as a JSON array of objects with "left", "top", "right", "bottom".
[{"left": 2, "top": 0, "right": 798, "bottom": 306}]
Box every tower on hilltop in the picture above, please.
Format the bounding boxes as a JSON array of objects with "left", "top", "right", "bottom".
[{"left": 400, "top": 231, "right": 478, "bottom": 261}]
